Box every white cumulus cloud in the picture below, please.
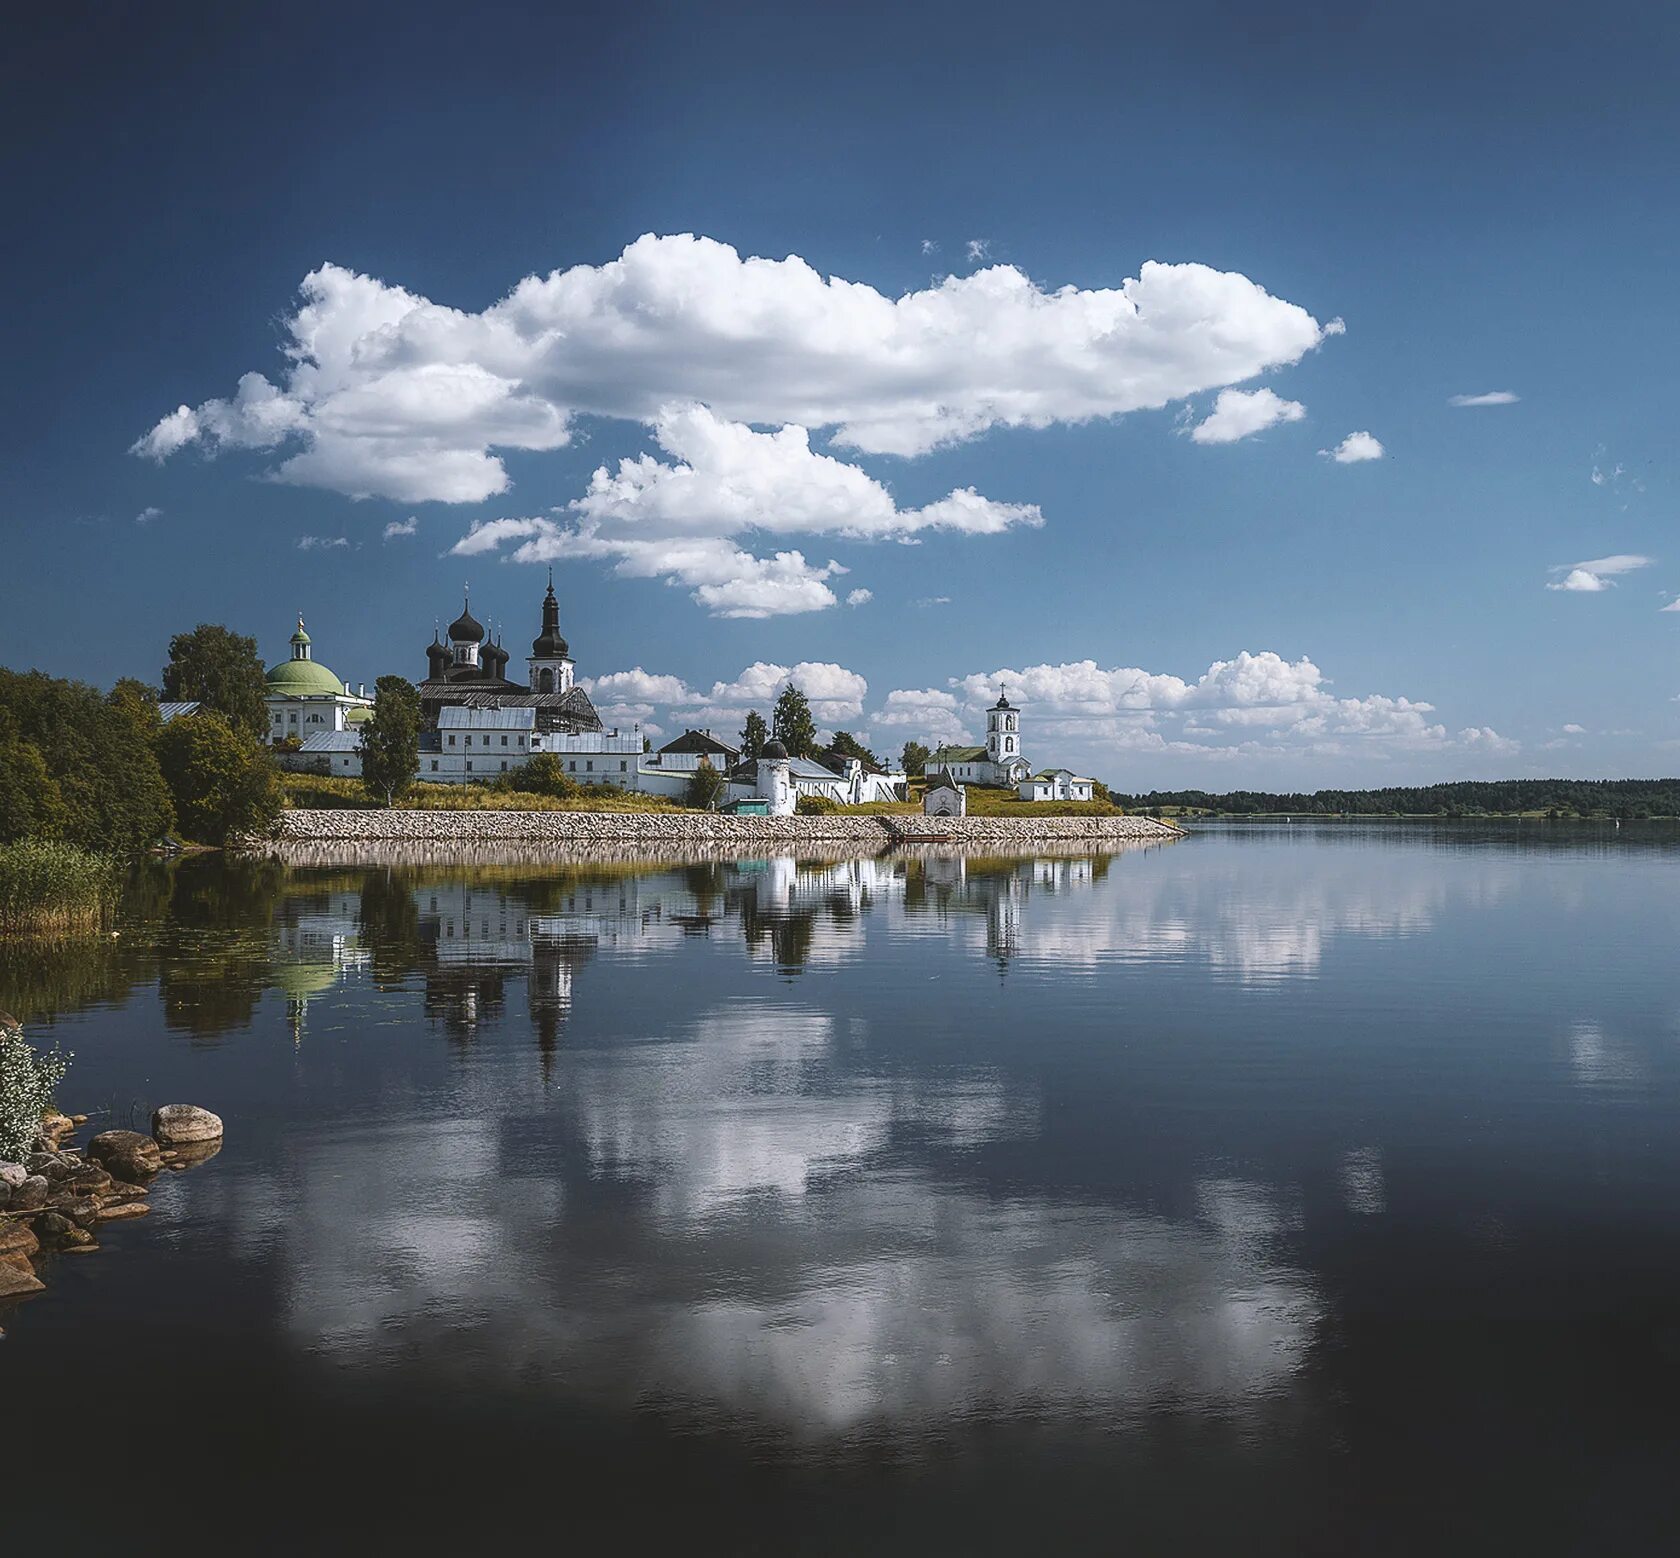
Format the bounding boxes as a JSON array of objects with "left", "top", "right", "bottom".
[
  {"left": 297, "top": 534, "right": 350, "bottom": 551},
  {"left": 934, "top": 651, "right": 1512, "bottom": 761},
  {"left": 1190, "top": 388, "right": 1306, "bottom": 445},
  {"left": 446, "top": 403, "right": 1044, "bottom": 617},
  {"left": 132, "top": 234, "right": 1338, "bottom": 496},
  {"left": 383, "top": 515, "right": 418, "bottom": 539},
  {"left": 846, "top": 588, "right": 873, "bottom": 607},
  {"left": 572, "top": 404, "right": 1041, "bottom": 541},
  {"left": 1320, "top": 431, "right": 1384, "bottom": 463},
  {"left": 1546, "top": 554, "right": 1652, "bottom": 592},
  {"left": 580, "top": 668, "right": 694, "bottom": 705}
]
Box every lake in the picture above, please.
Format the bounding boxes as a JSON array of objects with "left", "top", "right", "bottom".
[{"left": 4, "top": 824, "right": 1679, "bottom": 1551}]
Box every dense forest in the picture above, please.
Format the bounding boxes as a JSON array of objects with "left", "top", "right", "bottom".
[{"left": 1116, "top": 779, "right": 1680, "bottom": 819}]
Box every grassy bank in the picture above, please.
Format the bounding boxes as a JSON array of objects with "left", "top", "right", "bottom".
[
  {"left": 281, "top": 772, "right": 686, "bottom": 814},
  {"left": 838, "top": 785, "right": 1129, "bottom": 819},
  {"left": 283, "top": 773, "right": 1131, "bottom": 821},
  {"left": 0, "top": 840, "right": 119, "bottom": 936}
]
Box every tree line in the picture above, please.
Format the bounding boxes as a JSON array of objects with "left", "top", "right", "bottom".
[
  {"left": 1, "top": 625, "right": 285, "bottom": 850},
  {"left": 1116, "top": 779, "right": 1680, "bottom": 819}
]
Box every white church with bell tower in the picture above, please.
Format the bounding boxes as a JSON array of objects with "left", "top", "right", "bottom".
[{"left": 927, "top": 690, "right": 1032, "bottom": 788}]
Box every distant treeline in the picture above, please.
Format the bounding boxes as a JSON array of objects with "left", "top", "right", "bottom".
[{"left": 1116, "top": 779, "right": 1680, "bottom": 819}]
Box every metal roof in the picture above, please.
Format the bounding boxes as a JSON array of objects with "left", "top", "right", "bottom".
[
  {"left": 300, "top": 731, "right": 364, "bottom": 752},
  {"left": 158, "top": 701, "right": 201, "bottom": 723},
  {"left": 438, "top": 705, "right": 537, "bottom": 730}
]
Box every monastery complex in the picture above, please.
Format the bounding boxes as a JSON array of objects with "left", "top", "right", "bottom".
[{"left": 254, "top": 573, "right": 1094, "bottom": 815}]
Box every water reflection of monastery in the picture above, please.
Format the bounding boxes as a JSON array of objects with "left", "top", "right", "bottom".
[
  {"left": 414, "top": 883, "right": 630, "bottom": 1048},
  {"left": 265, "top": 854, "right": 1113, "bottom": 1044},
  {"left": 272, "top": 891, "right": 370, "bottom": 1041}
]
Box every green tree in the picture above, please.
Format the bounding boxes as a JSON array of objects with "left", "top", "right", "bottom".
[
  {"left": 360, "top": 675, "right": 421, "bottom": 806},
  {"left": 109, "top": 677, "right": 163, "bottom": 741},
  {"left": 771, "top": 683, "right": 819, "bottom": 759},
  {"left": 0, "top": 729, "right": 67, "bottom": 843},
  {"left": 826, "top": 730, "right": 877, "bottom": 766},
  {"left": 161, "top": 624, "right": 269, "bottom": 738},
  {"left": 684, "top": 758, "right": 727, "bottom": 811},
  {"left": 900, "top": 740, "right": 931, "bottom": 777},
  {"left": 0, "top": 669, "right": 173, "bottom": 852},
  {"left": 499, "top": 753, "right": 577, "bottom": 799},
  {"left": 739, "top": 709, "right": 768, "bottom": 761},
  {"left": 155, "top": 710, "right": 282, "bottom": 844}
]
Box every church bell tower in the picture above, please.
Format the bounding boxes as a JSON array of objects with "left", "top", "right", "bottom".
[
  {"left": 986, "top": 690, "right": 1018, "bottom": 765},
  {"left": 527, "top": 569, "right": 575, "bottom": 695}
]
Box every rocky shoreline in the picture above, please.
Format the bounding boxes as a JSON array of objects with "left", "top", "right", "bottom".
[
  {"left": 245, "top": 807, "right": 1184, "bottom": 853},
  {"left": 1, "top": 1096, "right": 223, "bottom": 1310}
]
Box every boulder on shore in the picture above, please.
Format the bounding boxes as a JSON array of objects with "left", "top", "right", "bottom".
[
  {"left": 32, "top": 1211, "right": 93, "bottom": 1250},
  {"left": 86, "top": 1131, "right": 162, "bottom": 1181},
  {"left": 10, "top": 1176, "right": 49, "bottom": 1211},
  {"left": 0, "top": 1221, "right": 40, "bottom": 1260},
  {"left": 151, "top": 1105, "right": 224, "bottom": 1146},
  {"left": 0, "top": 1255, "right": 45, "bottom": 1298},
  {"left": 0, "top": 1161, "right": 26, "bottom": 1192}
]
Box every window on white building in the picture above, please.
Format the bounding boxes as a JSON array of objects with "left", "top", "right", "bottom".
[
  {"left": 466, "top": 761, "right": 473, "bottom": 772},
  {"left": 447, "top": 735, "right": 455, "bottom": 747},
  {"left": 501, "top": 735, "right": 508, "bottom": 747},
  {"left": 430, "top": 760, "right": 438, "bottom": 772}
]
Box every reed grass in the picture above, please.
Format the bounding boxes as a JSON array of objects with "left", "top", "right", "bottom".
[{"left": 0, "top": 840, "right": 120, "bottom": 936}]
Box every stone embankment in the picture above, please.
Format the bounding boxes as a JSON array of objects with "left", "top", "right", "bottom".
[
  {"left": 1, "top": 1080, "right": 224, "bottom": 1308},
  {"left": 251, "top": 808, "right": 1183, "bottom": 853}
]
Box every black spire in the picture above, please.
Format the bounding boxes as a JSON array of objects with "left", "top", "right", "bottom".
[{"left": 531, "top": 566, "right": 569, "bottom": 658}]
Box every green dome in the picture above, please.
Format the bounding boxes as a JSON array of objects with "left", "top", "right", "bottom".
[{"left": 266, "top": 657, "right": 348, "bottom": 697}]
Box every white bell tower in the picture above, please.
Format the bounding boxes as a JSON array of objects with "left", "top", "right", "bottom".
[{"left": 986, "top": 690, "right": 1019, "bottom": 767}]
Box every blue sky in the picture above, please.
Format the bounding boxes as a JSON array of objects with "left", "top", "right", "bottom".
[{"left": 4, "top": 0, "right": 1677, "bottom": 785}]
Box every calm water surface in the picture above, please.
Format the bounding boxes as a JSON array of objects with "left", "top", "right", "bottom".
[{"left": 4, "top": 825, "right": 1679, "bottom": 1551}]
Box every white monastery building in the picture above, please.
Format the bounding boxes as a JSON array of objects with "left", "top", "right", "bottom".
[{"left": 265, "top": 617, "right": 373, "bottom": 743}]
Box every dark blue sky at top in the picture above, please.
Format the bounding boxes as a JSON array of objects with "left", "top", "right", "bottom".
[{"left": 3, "top": 0, "right": 1677, "bottom": 783}]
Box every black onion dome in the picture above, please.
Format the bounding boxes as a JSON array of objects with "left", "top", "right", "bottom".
[
  {"left": 993, "top": 691, "right": 1015, "bottom": 711},
  {"left": 761, "top": 740, "right": 789, "bottom": 760},
  {"left": 448, "top": 597, "right": 484, "bottom": 642}
]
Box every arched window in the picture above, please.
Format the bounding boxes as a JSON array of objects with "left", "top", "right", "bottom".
[{"left": 539, "top": 669, "right": 554, "bottom": 692}]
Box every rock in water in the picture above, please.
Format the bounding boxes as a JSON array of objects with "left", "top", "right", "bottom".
[
  {"left": 0, "top": 1256, "right": 45, "bottom": 1298},
  {"left": 86, "top": 1131, "right": 163, "bottom": 1180},
  {"left": 151, "top": 1105, "right": 224, "bottom": 1146},
  {"left": 0, "top": 1221, "right": 40, "bottom": 1259},
  {"left": 96, "top": 1201, "right": 150, "bottom": 1223},
  {"left": 165, "top": 1138, "right": 222, "bottom": 1171},
  {"left": 52, "top": 1197, "right": 101, "bottom": 1230},
  {"left": 32, "top": 1211, "right": 93, "bottom": 1250}
]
